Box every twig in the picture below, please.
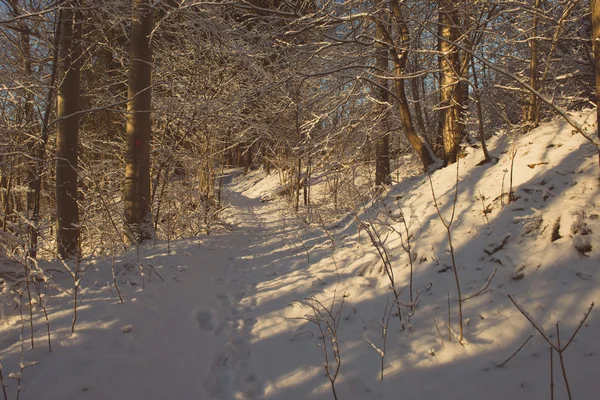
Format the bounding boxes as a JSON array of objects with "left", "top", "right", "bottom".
[
  {"left": 290, "top": 330, "right": 313, "bottom": 341},
  {"left": 10, "top": 331, "right": 39, "bottom": 400},
  {"left": 433, "top": 317, "right": 445, "bottom": 347},
  {"left": 383, "top": 203, "right": 416, "bottom": 305},
  {"left": 147, "top": 264, "right": 164, "bottom": 282},
  {"left": 32, "top": 280, "right": 51, "bottom": 352},
  {"left": 0, "top": 363, "right": 8, "bottom": 400},
  {"left": 22, "top": 259, "right": 34, "bottom": 349},
  {"left": 317, "top": 210, "right": 336, "bottom": 250},
  {"left": 508, "top": 296, "right": 594, "bottom": 399},
  {"left": 478, "top": 189, "right": 490, "bottom": 225},
  {"left": 111, "top": 256, "right": 124, "bottom": 304},
  {"left": 297, "top": 275, "right": 345, "bottom": 400},
  {"left": 508, "top": 144, "right": 518, "bottom": 203},
  {"left": 550, "top": 346, "right": 555, "bottom": 400},
  {"left": 374, "top": 296, "right": 394, "bottom": 380},
  {"left": 500, "top": 169, "right": 507, "bottom": 207},
  {"left": 464, "top": 268, "right": 497, "bottom": 301},
  {"left": 556, "top": 324, "right": 572, "bottom": 400},
  {"left": 288, "top": 220, "right": 310, "bottom": 264},
  {"left": 428, "top": 161, "right": 463, "bottom": 342},
  {"left": 507, "top": 294, "right": 558, "bottom": 350},
  {"left": 447, "top": 293, "right": 451, "bottom": 342},
  {"left": 497, "top": 334, "right": 534, "bottom": 367},
  {"left": 562, "top": 302, "right": 594, "bottom": 351},
  {"left": 71, "top": 254, "right": 81, "bottom": 334},
  {"left": 354, "top": 212, "right": 404, "bottom": 328}
]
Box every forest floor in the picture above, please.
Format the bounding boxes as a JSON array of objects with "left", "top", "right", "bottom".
[{"left": 1, "top": 111, "right": 600, "bottom": 400}]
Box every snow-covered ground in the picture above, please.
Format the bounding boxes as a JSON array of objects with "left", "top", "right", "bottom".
[{"left": 1, "top": 111, "right": 599, "bottom": 400}]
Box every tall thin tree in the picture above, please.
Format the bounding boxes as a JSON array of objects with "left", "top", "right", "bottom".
[
  {"left": 374, "top": 4, "right": 391, "bottom": 187},
  {"left": 124, "top": 0, "right": 154, "bottom": 244},
  {"left": 438, "top": 0, "right": 464, "bottom": 165},
  {"left": 386, "top": 0, "right": 435, "bottom": 170},
  {"left": 593, "top": 0, "right": 600, "bottom": 141},
  {"left": 523, "top": 0, "right": 542, "bottom": 132},
  {"left": 56, "top": 3, "right": 82, "bottom": 259}
]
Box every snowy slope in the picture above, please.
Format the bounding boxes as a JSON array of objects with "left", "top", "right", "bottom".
[{"left": 0, "top": 111, "right": 599, "bottom": 400}]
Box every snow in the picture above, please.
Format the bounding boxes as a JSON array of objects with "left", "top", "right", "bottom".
[{"left": 1, "top": 111, "right": 599, "bottom": 399}]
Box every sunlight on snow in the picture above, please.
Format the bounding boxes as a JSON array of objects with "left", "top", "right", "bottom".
[{"left": 263, "top": 366, "right": 321, "bottom": 397}]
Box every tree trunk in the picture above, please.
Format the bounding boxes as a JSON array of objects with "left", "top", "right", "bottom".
[
  {"left": 56, "top": 5, "right": 82, "bottom": 259},
  {"left": 242, "top": 143, "right": 252, "bottom": 172},
  {"left": 470, "top": 57, "right": 491, "bottom": 163},
  {"left": 439, "top": 0, "right": 464, "bottom": 165},
  {"left": 304, "top": 158, "right": 311, "bottom": 206},
  {"left": 17, "top": 22, "right": 38, "bottom": 254},
  {"left": 592, "top": 0, "right": 600, "bottom": 141},
  {"left": 524, "top": 0, "right": 542, "bottom": 132},
  {"left": 374, "top": 12, "right": 391, "bottom": 187},
  {"left": 410, "top": 59, "right": 427, "bottom": 136},
  {"left": 124, "top": 0, "right": 154, "bottom": 245},
  {"left": 387, "top": 0, "right": 435, "bottom": 170},
  {"left": 27, "top": 9, "right": 61, "bottom": 258}
]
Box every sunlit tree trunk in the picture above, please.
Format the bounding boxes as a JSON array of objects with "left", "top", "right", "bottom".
[
  {"left": 374, "top": 7, "right": 391, "bottom": 187},
  {"left": 56, "top": 4, "right": 82, "bottom": 259},
  {"left": 409, "top": 59, "right": 427, "bottom": 136},
  {"left": 592, "top": 0, "right": 600, "bottom": 140},
  {"left": 16, "top": 16, "right": 37, "bottom": 253},
  {"left": 124, "top": 0, "right": 154, "bottom": 244},
  {"left": 524, "top": 0, "right": 542, "bottom": 132},
  {"left": 387, "top": 0, "right": 434, "bottom": 170},
  {"left": 470, "top": 58, "right": 491, "bottom": 163},
  {"left": 438, "top": 0, "right": 464, "bottom": 165}
]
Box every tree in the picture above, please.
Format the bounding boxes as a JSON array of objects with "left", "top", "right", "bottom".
[
  {"left": 374, "top": 3, "right": 391, "bottom": 187},
  {"left": 387, "top": 0, "right": 435, "bottom": 170},
  {"left": 124, "top": 0, "right": 154, "bottom": 244},
  {"left": 55, "top": 3, "right": 82, "bottom": 259},
  {"left": 593, "top": 0, "right": 600, "bottom": 140},
  {"left": 438, "top": 0, "right": 464, "bottom": 165},
  {"left": 523, "top": 0, "right": 542, "bottom": 132}
]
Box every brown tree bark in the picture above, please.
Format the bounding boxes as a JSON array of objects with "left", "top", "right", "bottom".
[
  {"left": 384, "top": 0, "right": 435, "bottom": 170},
  {"left": 470, "top": 57, "right": 491, "bottom": 163},
  {"left": 524, "top": 0, "right": 542, "bottom": 132},
  {"left": 409, "top": 59, "right": 428, "bottom": 136},
  {"left": 56, "top": 4, "right": 82, "bottom": 259},
  {"left": 6, "top": 0, "right": 41, "bottom": 255},
  {"left": 592, "top": 0, "right": 600, "bottom": 141},
  {"left": 374, "top": 7, "right": 391, "bottom": 187},
  {"left": 438, "top": 0, "right": 464, "bottom": 165},
  {"left": 29, "top": 9, "right": 62, "bottom": 258},
  {"left": 124, "top": 0, "right": 154, "bottom": 244}
]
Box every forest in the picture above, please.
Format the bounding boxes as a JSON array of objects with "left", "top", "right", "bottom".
[{"left": 0, "top": 1, "right": 599, "bottom": 399}]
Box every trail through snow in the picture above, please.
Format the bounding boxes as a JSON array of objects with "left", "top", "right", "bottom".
[{"left": 0, "top": 174, "right": 297, "bottom": 400}]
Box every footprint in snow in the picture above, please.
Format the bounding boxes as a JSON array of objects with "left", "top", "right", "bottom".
[
  {"left": 214, "top": 277, "right": 225, "bottom": 286},
  {"left": 234, "top": 290, "right": 247, "bottom": 301},
  {"left": 195, "top": 309, "right": 218, "bottom": 331},
  {"left": 217, "top": 292, "right": 232, "bottom": 307}
]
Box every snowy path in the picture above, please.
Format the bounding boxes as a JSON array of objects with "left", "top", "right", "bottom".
[
  {"left": 203, "top": 190, "right": 272, "bottom": 400},
  {"left": 122, "top": 188, "right": 283, "bottom": 400},
  {"left": 201, "top": 182, "right": 328, "bottom": 400},
  {"left": 0, "top": 179, "right": 291, "bottom": 400}
]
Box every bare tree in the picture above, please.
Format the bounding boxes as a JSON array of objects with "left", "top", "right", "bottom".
[
  {"left": 523, "top": 0, "right": 542, "bottom": 132},
  {"left": 124, "top": 0, "right": 154, "bottom": 245},
  {"left": 593, "top": 0, "right": 600, "bottom": 141},
  {"left": 438, "top": 0, "right": 464, "bottom": 165},
  {"left": 56, "top": 3, "right": 82, "bottom": 259},
  {"left": 374, "top": 2, "right": 391, "bottom": 187}
]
